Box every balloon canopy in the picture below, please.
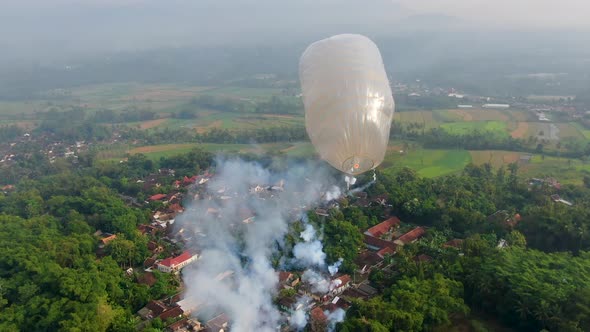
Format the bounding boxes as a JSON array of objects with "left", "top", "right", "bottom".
[{"left": 299, "top": 34, "right": 394, "bottom": 175}]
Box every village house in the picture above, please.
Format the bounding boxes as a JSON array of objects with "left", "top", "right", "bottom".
[
  {"left": 363, "top": 217, "right": 401, "bottom": 253},
  {"left": 551, "top": 194, "right": 573, "bottom": 206},
  {"left": 206, "top": 313, "right": 230, "bottom": 332},
  {"left": 394, "top": 227, "right": 426, "bottom": 246},
  {"left": 443, "top": 239, "right": 464, "bottom": 249},
  {"left": 98, "top": 233, "right": 117, "bottom": 248},
  {"left": 329, "top": 275, "right": 352, "bottom": 296},
  {"left": 364, "top": 217, "right": 400, "bottom": 240},
  {"left": 278, "top": 271, "right": 300, "bottom": 288},
  {"left": 310, "top": 307, "right": 327, "bottom": 332},
  {"left": 157, "top": 251, "right": 198, "bottom": 273},
  {"left": 355, "top": 250, "right": 385, "bottom": 275}
]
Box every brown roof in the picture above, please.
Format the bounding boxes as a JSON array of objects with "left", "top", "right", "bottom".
[
  {"left": 364, "top": 234, "right": 396, "bottom": 250},
  {"left": 443, "top": 239, "right": 464, "bottom": 249},
  {"left": 365, "top": 217, "right": 401, "bottom": 237},
  {"left": 167, "top": 318, "right": 188, "bottom": 331},
  {"left": 310, "top": 307, "right": 327, "bottom": 322},
  {"left": 377, "top": 246, "right": 395, "bottom": 258},
  {"left": 207, "top": 313, "right": 229, "bottom": 331},
  {"left": 414, "top": 254, "right": 433, "bottom": 263},
  {"left": 355, "top": 250, "right": 383, "bottom": 268},
  {"left": 143, "top": 257, "right": 156, "bottom": 268},
  {"left": 158, "top": 306, "right": 183, "bottom": 321},
  {"left": 278, "top": 271, "right": 292, "bottom": 283},
  {"left": 146, "top": 300, "right": 168, "bottom": 316},
  {"left": 138, "top": 271, "right": 157, "bottom": 286},
  {"left": 397, "top": 227, "right": 426, "bottom": 244}
]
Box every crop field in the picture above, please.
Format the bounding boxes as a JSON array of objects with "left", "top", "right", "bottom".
[
  {"left": 440, "top": 121, "right": 508, "bottom": 136},
  {"left": 469, "top": 150, "right": 521, "bottom": 168},
  {"left": 381, "top": 148, "right": 472, "bottom": 177},
  {"left": 572, "top": 123, "right": 590, "bottom": 140},
  {"left": 144, "top": 112, "right": 305, "bottom": 132},
  {"left": 394, "top": 111, "right": 437, "bottom": 127},
  {"left": 443, "top": 108, "right": 510, "bottom": 122},
  {"left": 96, "top": 141, "right": 316, "bottom": 161},
  {"left": 556, "top": 123, "right": 585, "bottom": 140},
  {"left": 522, "top": 154, "right": 590, "bottom": 184}
]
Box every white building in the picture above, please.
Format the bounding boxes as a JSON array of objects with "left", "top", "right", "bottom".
[{"left": 157, "top": 251, "right": 198, "bottom": 273}]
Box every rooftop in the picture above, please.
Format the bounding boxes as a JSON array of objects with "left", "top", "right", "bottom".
[
  {"left": 159, "top": 251, "right": 193, "bottom": 268},
  {"left": 396, "top": 227, "right": 426, "bottom": 244},
  {"left": 365, "top": 216, "right": 401, "bottom": 238}
]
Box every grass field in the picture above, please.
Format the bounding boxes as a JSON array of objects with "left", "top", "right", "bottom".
[
  {"left": 129, "top": 112, "right": 304, "bottom": 132},
  {"left": 469, "top": 150, "right": 521, "bottom": 168},
  {"left": 556, "top": 123, "right": 585, "bottom": 140},
  {"left": 572, "top": 123, "right": 590, "bottom": 139},
  {"left": 381, "top": 148, "right": 472, "bottom": 177},
  {"left": 98, "top": 141, "right": 316, "bottom": 161},
  {"left": 394, "top": 111, "right": 438, "bottom": 128},
  {"left": 440, "top": 121, "right": 508, "bottom": 136}
]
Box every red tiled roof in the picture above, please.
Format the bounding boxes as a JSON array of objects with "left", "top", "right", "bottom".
[
  {"left": 397, "top": 227, "right": 426, "bottom": 244},
  {"left": 333, "top": 275, "right": 351, "bottom": 288},
  {"left": 149, "top": 193, "right": 167, "bottom": 201},
  {"left": 377, "top": 246, "right": 395, "bottom": 258},
  {"left": 159, "top": 251, "right": 193, "bottom": 268},
  {"left": 310, "top": 307, "right": 327, "bottom": 322},
  {"left": 365, "top": 217, "right": 401, "bottom": 237}
]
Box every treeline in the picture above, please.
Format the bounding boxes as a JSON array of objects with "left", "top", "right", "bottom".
[
  {"left": 392, "top": 124, "right": 590, "bottom": 159},
  {"left": 177, "top": 94, "right": 302, "bottom": 119},
  {"left": 0, "top": 125, "right": 24, "bottom": 141},
  {"left": 0, "top": 173, "right": 179, "bottom": 331},
  {"left": 196, "top": 126, "right": 306, "bottom": 144},
  {"left": 92, "top": 107, "right": 157, "bottom": 123},
  {"left": 333, "top": 162, "right": 590, "bottom": 331}
]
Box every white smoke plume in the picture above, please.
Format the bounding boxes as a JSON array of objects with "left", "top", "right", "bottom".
[
  {"left": 292, "top": 223, "right": 327, "bottom": 268},
  {"left": 326, "top": 308, "right": 346, "bottom": 332},
  {"left": 327, "top": 258, "right": 344, "bottom": 276},
  {"left": 324, "top": 185, "right": 342, "bottom": 201},
  {"left": 348, "top": 170, "right": 377, "bottom": 195},
  {"left": 344, "top": 175, "right": 357, "bottom": 190},
  {"left": 289, "top": 296, "right": 311, "bottom": 331},
  {"left": 176, "top": 157, "right": 338, "bottom": 331},
  {"left": 301, "top": 269, "right": 331, "bottom": 294},
  {"left": 299, "top": 223, "right": 316, "bottom": 242}
]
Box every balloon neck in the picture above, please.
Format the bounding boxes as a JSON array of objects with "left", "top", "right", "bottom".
[{"left": 342, "top": 155, "right": 374, "bottom": 175}]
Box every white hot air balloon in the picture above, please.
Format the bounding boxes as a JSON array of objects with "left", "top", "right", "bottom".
[{"left": 299, "top": 34, "right": 395, "bottom": 175}]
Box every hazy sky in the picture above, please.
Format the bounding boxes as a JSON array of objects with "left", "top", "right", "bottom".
[{"left": 1, "top": 0, "right": 589, "bottom": 61}]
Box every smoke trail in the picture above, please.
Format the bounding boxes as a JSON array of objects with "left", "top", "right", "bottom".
[
  {"left": 327, "top": 258, "right": 344, "bottom": 276},
  {"left": 348, "top": 170, "right": 377, "bottom": 195},
  {"left": 176, "top": 157, "right": 338, "bottom": 331},
  {"left": 326, "top": 308, "right": 346, "bottom": 332},
  {"left": 289, "top": 296, "right": 311, "bottom": 330}
]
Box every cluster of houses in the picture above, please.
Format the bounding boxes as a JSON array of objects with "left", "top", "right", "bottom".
[{"left": 0, "top": 132, "right": 92, "bottom": 166}]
